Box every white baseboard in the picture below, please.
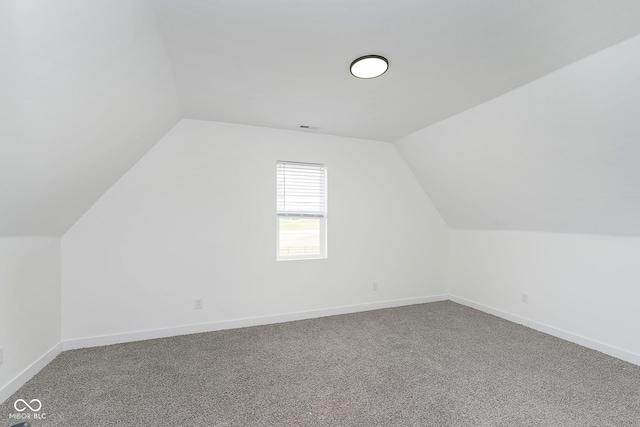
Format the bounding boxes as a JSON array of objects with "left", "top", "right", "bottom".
[
  {"left": 448, "top": 294, "right": 640, "bottom": 366},
  {"left": 5, "top": 294, "right": 636, "bottom": 407},
  {"left": 63, "top": 295, "right": 449, "bottom": 350},
  {"left": 0, "top": 342, "right": 63, "bottom": 405}
]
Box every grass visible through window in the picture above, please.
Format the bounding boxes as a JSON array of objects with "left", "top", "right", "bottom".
[{"left": 279, "top": 217, "right": 320, "bottom": 256}]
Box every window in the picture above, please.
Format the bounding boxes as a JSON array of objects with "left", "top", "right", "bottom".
[{"left": 277, "top": 161, "right": 327, "bottom": 260}]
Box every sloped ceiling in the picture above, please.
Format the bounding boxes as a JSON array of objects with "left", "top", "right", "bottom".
[
  {"left": 2, "top": 0, "right": 640, "bottom": 236},
  {"left": 0, "top": 0, "right": 181, "bottom": 236},
  {"left": 396, "top": 34, "right": 640, "bottom": 236},
  {"left": 152, "top": 0, "right": 640, "bottom": 142}
]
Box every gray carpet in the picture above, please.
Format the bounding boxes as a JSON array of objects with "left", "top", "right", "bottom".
[{"left": 2, "top": 301, "right": 639, "bottom": 426}]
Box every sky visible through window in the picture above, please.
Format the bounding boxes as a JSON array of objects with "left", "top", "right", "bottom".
[
  {"left": 277, "top": 161, "right": 326, "bottom": 258},
  {"left": 278, "top": 217, "right": 320, "bottom": 256}
]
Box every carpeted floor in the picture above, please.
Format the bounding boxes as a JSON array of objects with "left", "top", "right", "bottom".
[{"left": 2, "top": 301, "right": 639, "bottom": 426}]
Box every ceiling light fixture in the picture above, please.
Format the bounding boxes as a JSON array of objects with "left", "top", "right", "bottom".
[{"left": 350, "top": 55, "right": 389, "bottom": 79}]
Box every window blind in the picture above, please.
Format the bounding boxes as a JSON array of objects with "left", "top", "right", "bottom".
[{"left": 277, "top": 161, "right": 326, "bottom": 218}]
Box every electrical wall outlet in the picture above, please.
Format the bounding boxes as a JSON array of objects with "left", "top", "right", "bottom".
[
  {"left": 372, "top": 283, "right": 378, "bottom": 291},
  {"left": 194, "top": 298, "right": 203, "bottom": 309},
  {"left": 521, "top": 293, "right": 529, "bottom": 304}
]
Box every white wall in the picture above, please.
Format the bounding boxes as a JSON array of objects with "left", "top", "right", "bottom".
[
  {"left": 449, "top": 230, "right": 640, "bottom": 364},
  {"left": 0, "top": 237, "right": 61, "bottom": 402},
  {"left": 62, "top": 119, "right": 448, "bottom": 342}
]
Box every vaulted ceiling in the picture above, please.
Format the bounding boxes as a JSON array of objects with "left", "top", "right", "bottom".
[
  {"left": 397, "top": 34, "right": 640, "bottom": 236},
  {"left": 2, "top": 0, "right": 640, "bottom": 236},
  {"left": 153, "top": 0, "right": 640, "bottom": 142},
  {"left": 1, "top": 1, "right": 181, "bottom": 235}
]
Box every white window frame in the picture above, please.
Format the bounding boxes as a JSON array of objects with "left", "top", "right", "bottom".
[{"left": 276, "top": 161, "right": 327, "bottom": 261}]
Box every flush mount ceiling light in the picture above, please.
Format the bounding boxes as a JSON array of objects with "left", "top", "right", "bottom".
[{"left": 350, "top": 55, "right": 389, "bottom": 79}]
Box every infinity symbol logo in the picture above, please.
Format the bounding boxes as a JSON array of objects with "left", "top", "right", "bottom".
[{"left": 14, "top": 399, "right": 42, "bottom": 412}]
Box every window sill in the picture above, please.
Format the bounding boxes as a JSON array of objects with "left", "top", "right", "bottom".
[{"left": 277, "top": 256, "right": 327, "bottom": 262}]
